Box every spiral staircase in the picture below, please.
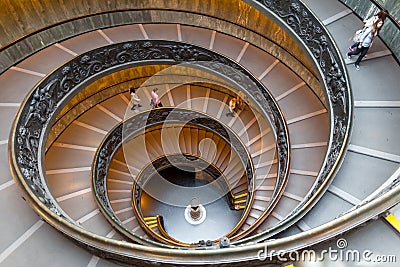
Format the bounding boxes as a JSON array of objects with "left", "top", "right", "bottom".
[{"left": 1, "top": 0, "right": 400, "bottom": 266}]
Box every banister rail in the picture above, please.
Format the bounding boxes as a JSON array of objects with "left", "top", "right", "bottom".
[
  {"left": 10, "top": 37, "right": 290, "bottom": 255},
  {"left": 131, "top": 152, "right": 247, "bottom": 246},
  {"left": 94, "top": 109, "right": 256, "bottom": 246},
  {"left": 6, "top": 0, "right": 366, "bottom": 264},
  {"left": 0, "top": 5, "right": 321, "bottom": 95},
  {"left": 148, "top": 215, "right": 186, "bottom": 245},
  {"left": 229, "top": 0, "right": 353, "bottom": 245}
]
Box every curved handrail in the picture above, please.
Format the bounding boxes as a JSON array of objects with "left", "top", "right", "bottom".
[
  {"left": 230, "top": 0, "right": 353, "bottom": 245},
  {"left": 154, "top": 215, "right": 187, "bottom": 245},
  {"left": 10, "top": 37, "right": 290, "bottom": 256},
  {"left": 0, "top": 6, "right": 320, "bottom": 91},
  {"left": 133, "top": 153, "right": 237, "bottom": 207},
  {"left": 131, "top": 153, "right": 243, "bottom": 246},
  {"left": 129, "top": 135, "right": 243, "bottom": 209},
  {"left": 31, "top": 36, "right": 290, "bottom": 243},
  {"left": 47, "top": 73, "right": 282, "bottom": 242},
  {"left": 6, "top": 0, "right": 360, "bottom": 264},
  {"left": 47, "top": 78, "right": 245, "bottom": 149},
  {"left": 93, "top": 108, "right": 255, "bottom": 247},
  {"left": 139, "top": 212, "right": 189, "bottom": 247},
  {"left": 47, "top": 72, "right": 261, "bottom": 148}
]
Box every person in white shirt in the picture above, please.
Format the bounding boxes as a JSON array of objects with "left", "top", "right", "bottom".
[
  {"left": 129, "top": 87, "right": 141, "bottom": 110},
  {"left": 349, "top": 10, "right": 387, "bottom": 52},
  {"left": 347, "top": 19, "right": 384, "bottom": 70}
]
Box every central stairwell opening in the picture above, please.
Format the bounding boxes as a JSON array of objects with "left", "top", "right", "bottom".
[{"left": 141, "top": 165, "right": 243, "bottom": 243}]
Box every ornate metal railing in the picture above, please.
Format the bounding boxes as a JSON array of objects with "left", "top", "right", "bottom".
[
  {"left": 10, "top": 39, "right": 288, "bottom": 227},
  {"left": 133, "top": 153, "right": 239, "bottom": 212},
  {"left": 132, "top": 153, "right": 243, "bottom": 246},
  {"left": 93, "top": 108, "right": 255, "bottom": 246},
  {"left": 229, "top": 0, "right": 353, "bottom": 245},
  {"left": 0, "top": 5, "right": 321, "bottom": 95},
  {"left": 6, "top": 0, "right": 372, "bottom": 264}
]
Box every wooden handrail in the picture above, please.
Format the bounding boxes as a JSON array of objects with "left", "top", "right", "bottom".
[{"left": 141, "top": 215, "right": 189, "bottom": 246}]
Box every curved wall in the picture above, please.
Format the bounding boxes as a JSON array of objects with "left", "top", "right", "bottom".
[{"left": 0, "top": 0, "right": 317, "bottom": 80}]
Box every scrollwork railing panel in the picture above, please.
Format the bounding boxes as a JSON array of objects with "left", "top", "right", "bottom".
[
  {"left": 12, "top": 40, "right": 289, "bottom": 230},
  {"left": 230, "top": 0, "right": 352, "bottom": 244},
  {"left": 94, "top": 108, "right": 255, "bottom": 221},
  {"left": 6, "top": 0, "right": 358, "bottom": 261}
]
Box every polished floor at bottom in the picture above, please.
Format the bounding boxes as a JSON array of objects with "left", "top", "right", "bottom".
[{"left": 140, "top": 166, "right": 243, "bottom": 243}]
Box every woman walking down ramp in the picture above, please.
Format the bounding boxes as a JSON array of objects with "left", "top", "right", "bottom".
[
  {"left": 347, "top": 19, "right": 384, "bottom": 70},
  {"left": 348, "top": 10, "right": 387, "bottom": 52},
  {"left": 129, "top": 87, "right": 141, "bottom": 110},
  {"left": 151, "top": 88, "right": 163, "bottom": 108}
]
